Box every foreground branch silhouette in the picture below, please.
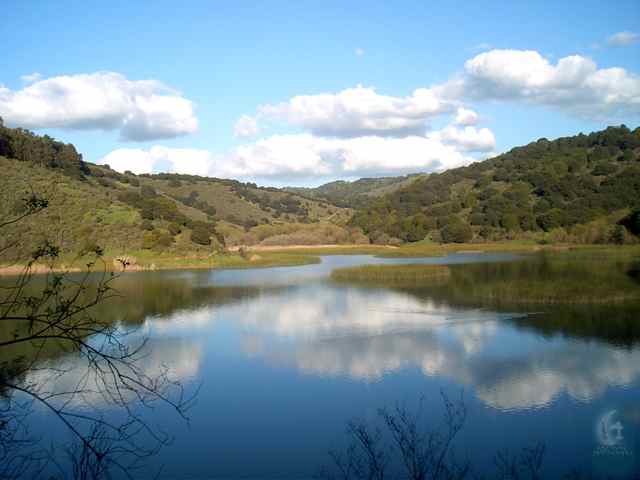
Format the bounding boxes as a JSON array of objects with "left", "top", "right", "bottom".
[
  {"left": 316, "top": 391, "right": 471, "bottom": 480},
  {"left": 0, "top": 192, "right": 195, "bottom": 479},
  {"left": 316, "top": 392, "right": 553, "bottom": 480}
]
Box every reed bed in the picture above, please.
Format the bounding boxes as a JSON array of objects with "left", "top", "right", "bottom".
[{"left": 331, "top": 264, "right": 451, "bottom": 284}]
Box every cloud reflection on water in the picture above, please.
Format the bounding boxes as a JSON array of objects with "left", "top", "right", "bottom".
[
  {"left": 25, "top": 275, "right": 640, "bottom": 413},
  {"left": 25, "top": 337, "right": 204, "bottom": 409},
  {"left": 160, "top": 284, "right": 640, "bottom": 411}
]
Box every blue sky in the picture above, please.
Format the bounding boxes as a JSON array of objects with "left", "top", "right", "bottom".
[{"left": 2, "top": 0, "right": 639, "bottom": 186}]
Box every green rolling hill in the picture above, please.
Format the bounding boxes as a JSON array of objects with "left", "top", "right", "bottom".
[
  {"left": 350, "top": 125, "right": 640, "bottom": 244},
  {"left": 2, "top": 122, "right": 639, "bottom": 264}
]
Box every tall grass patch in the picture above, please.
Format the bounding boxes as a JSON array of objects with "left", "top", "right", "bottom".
[{"left": 331, "top": 264, "right": 451, "bottom": 285}]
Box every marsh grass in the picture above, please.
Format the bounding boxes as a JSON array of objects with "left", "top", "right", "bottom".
[
  {"left": 0, "top": 251, "right": 320, "bottom": 275},
  {"left": 261, "top": 245, "right": 400, "bottom": 256},
  {"left": 262, "top": 241, "right": 584, "bottom": 259},
  {"left": 458, "top": 278, "right": 639, "bottom": 305},
  {"left": 329, "top": 247, "right": 640, "bottom": 305},
  {"left": 131, "top": 251, "right": 320, "bottom": 270},
  {"left": 376, "top": 241, "right": 556, "bottom": 258},
  {"left": 331, "top": 264, "right": 451, "bottom": 285},
  {"left": 441, "top": 249, "right": 640, "bottom": 306}
]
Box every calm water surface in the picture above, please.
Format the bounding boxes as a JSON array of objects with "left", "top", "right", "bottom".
[{"left": 19, "top": 253, "right": 640, "bottom": 478}]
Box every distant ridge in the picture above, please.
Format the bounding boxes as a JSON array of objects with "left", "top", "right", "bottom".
[
  {"left": 285, "top": 173, "right": 426, "bottom": 208},
  {"left": 349, "top": 125, "right": 640, "bottom": 244},
  {"left": 1, "top": 121, "right": 639, "bottom": 258}
]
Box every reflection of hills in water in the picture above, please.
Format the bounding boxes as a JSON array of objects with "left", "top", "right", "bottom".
[
  {"left": 0, "top": 271, "right": 271, "bottom": 388},
  {"left": 4, "top": 251, "right": 640, "bottom": 413},
  {"left": 351, "top": 252, "right": 640, "bottom": 346},
  {"left": 103, "top": 272, "right": 272, "bottom": 325},
  {"left": 445, "top": 253, "right": 640, "bottom": 306},
  {"left": 200, "top": 284, "right": 640, "bottom": 411}
]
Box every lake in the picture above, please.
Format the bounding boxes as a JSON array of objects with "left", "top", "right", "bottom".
[{"left": 5, "top": 251, "right": 640, "bottom": 478}]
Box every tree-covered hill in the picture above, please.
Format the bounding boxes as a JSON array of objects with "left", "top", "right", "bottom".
[
  {"left": 0, "top": 121, "right": 353, "bottom": 261},
  {"left": 350, "top": 125, "right": 640, "bottom": 244},
  {"left": 285, "top": 174, "right": 425, "bottom": 208},
  {"left": 0, "top": 117, "right": 88, "bottom": 178},
  {"left": 3, "top": 121, "right": 640, "bottom": 259}
]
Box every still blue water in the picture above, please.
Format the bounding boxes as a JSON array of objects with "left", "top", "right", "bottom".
[{"left": 19, "top": 253, "right": 640, "bottom": 478}]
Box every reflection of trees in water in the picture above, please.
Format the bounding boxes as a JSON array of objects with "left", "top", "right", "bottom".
[
  {"left": 626, "top": 260, "right": 640, "bottom": 282},
  {"left": 75, "top": 273, "right": 265, "bottom": 327},
  {"left": 0, "top": 264, "right": 196, "bottom": 478},
  {"left": 1, "top": 274, "right": 264, "bottom": 376},
  {"left": 0, "top": 261, "right": 271, "bottom": 477},
  {"left": 512, "top": 305, "right": 640, "bottom": 347},
  {"left": 372, "top": 252, "right": 640, "bottom": 346},
  {"left": 0, "top": 197, "right": 220, "bottom": 479},
  {"left": 3, "top": 231, "right": 637, "bottom": 477}
]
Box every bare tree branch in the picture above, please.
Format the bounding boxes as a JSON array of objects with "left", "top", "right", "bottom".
[{"left": 0, "top": 194, "right": 196, "bottom": 478}]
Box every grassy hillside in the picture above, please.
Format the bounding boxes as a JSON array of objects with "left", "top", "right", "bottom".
[
  {"left": 0, "top": 124, "right": 356, "bottom": 263},
  {"left": 0, "top": 158, "right": 358, "bottom": 262},
  {"left": 134, "top": 172, "right": 345, "bottom": 226},
  {"left": 1, "top": 156, "right": 143, "bottom": 260},
  {"left": 351, "top": 125, "right": 640, "bottom": 244},
  {"left": 285, "top": 174, "right": 424, "bottom": 208},
  {"left": 3, "top": 123, "right": 640, "bottom": 263}
]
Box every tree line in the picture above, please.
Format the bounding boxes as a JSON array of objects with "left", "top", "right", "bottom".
[
  {"left": 0, "top": 116, "right": 88, "bottom": 179},
  {"left": 351, "top": 125, "right": 640, "bottom": 244}
]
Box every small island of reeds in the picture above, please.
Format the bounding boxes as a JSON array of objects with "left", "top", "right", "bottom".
[{"left": 330, "top": 264, "right": 451, "bottom": 285}]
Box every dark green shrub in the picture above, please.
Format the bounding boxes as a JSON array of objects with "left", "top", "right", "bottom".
[
  {"left": 592, "top": 163, "right": 617, "bottom": 176},
  {"left": 537, "top": 209, "right": 564, "bottom": 231},
  {"left": 610, "top": 225, "right": 627, "bottom": 244},
  {"left": 140, "top": 185, "right": 156, "bottom": 198},
  {"left": 500, "top": 213, "right": 520, "bottom": 231},
  {"left": 191, "top": 226, "right": 211, "bottom": 246},
  {"left": 621, "top": 210, "right": 640, "bottom": 236},
  {"left": 154, "top": 231, "right": 173, "bottom": 249},
  {"left": 168, "top": 223, "right": 181, "bottom": 236},
  {"left": 440, "top": 218, "right": 473, "bottom": 243}
]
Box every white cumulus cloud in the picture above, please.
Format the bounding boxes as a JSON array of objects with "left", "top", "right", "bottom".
[
  {"left": 233, "top": 114, "right": 259, "bottom": 138},
  {"left": 453, "top": 106, "right": 478, "bottom": 125},
  {"left": 606, "top": 31, "right": 639, "bottom": 47},
  {"left": 461, "top": 49, "right": 640, "bottom": 118},
  {"left": 99, "top": 127, "right": 483, "bottom": 181},
  {"left": 238, "top": 49, "right": 639, "bottom": 144},
  {"left": 4, "top": 43, "right": 638, "bottom": 189},
  {"left": 0, "top": 72, "right": 198, "bottom": 141},
  {"left": 257, "top": 85, "right": 455, "bottom": 138},
  {"left": 430, "top": 126, "right": 495, "bottom": 152},
  {"left": 20, "top": 72, "right": 42, "bottom": 83},
  {"left": 100, "top": 145, "right": 212, "bottom": 176}
]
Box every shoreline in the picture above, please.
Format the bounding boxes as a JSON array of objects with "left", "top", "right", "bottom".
[
  {"left": 226, "top": 243, "right": 400, "bottom": 252},
  {"left": 1, "top": 242, "right": 637, "bottom": 276}
]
